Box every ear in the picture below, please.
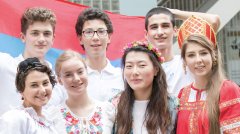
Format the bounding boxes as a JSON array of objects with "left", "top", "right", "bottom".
[
  {"left": 57, "top": 76, "right": 63, "bottom": 85},
  {"left": 107, "top": 33, "right": 112, "bottom": 44},
  {"left": 20, "top": 32, "right": 26, "bottom": 43},
  {"left": 173, "top": 26, "right": 178, "bottom": 37},
  {"left": 154, "top": 67, "right": 159, "bottom": 76},
  {"left": 52, "top": 33, "right": 56, "bottom": 42},
  {"left": 144, "top": 30, "right": 148, "bottom": 40},
  {"left": 77, "top": 36, "right": 83, "bottom": 45}
]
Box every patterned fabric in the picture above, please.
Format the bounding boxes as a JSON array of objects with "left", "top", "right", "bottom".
[
  {"left": 177, "top": 80, "right": 240, "bottom": 134},
  {"left": 178, "top": 16, "right": 216, "bottom": 48},
  {"left": 61, "top": 106, "right": 103, "bottom": 134}
]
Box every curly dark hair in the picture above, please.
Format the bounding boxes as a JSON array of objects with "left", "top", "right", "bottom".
[
  {"left": 15, "top": 57, "right": 56, "bottom": 93},
  {"left": 116, "top": 44, "right": 172, "bottom": 134},
  {"left": 75, "top": 7, "right": 113, "bottom": 37}
]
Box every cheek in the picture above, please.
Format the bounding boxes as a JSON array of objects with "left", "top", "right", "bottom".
[{"left": 123, "top": 70, "right": 131, "bottom": 81}]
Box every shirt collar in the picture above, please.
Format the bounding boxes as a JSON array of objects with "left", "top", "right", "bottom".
[{"left": 87, "top": 59, "right": 118, "bottom": 74}]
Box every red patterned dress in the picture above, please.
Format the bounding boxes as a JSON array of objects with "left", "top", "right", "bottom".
[{"left": 177, "top": 80, "right": 240, "bottom": 134}]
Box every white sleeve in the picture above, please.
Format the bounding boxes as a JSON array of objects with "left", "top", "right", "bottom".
[
  {"left": 46, "top": 84, "right": 68, "bottom": 107},
  {"left": 102, "top": 102, "right": 116, "bottom": 134},
  {"left": 0, "top": 110, "right": 29, "bottom": 134}
]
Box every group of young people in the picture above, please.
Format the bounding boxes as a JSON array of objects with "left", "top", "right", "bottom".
[{"left": 0, "top": 5, "right": 239, "bottom": 134}]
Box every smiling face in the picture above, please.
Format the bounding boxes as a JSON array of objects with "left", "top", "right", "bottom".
[
  {"left": 58, "top": 57, "right": 88, "bottom": 97},
  {"left": 22, "top": 70, "right": 52, "bottom": 109},
  {"left": 21, "top": 21, "right": 54, "bottom": 60},
  {"left": 79, "top": 19, "right": 111, "bottom": 58},
  {"left": 145, "top": 14, "right": 176, "bottom": 50},
  {"left": 184, "top": 42, "right": 213, "bottom": 80},
  {"left": 124, "top": 51, "right": 157, "bottom": 99}
]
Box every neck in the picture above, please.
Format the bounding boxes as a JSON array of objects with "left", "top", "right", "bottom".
[
  {"left": 66, "top": 93, "right": 94, "bottom": 117},
  {"left": 67, "top": 92, "right": 91, "bottom": 108},
  {"left": 134, "top": 87, "right": 152, "bottom": 100},
  {"left": 23, "top": 51, "right": 45, "bottom": 63},
  {"left": 23, "top": 103, "right": 42, "bottom": 117},
  {"left": 86, "top": 55, "right": 107, "bottom": 72},
  {"left": 159, "top": 48, "right": 174, "bottom": 62},
  {"left": 193, "top": 78, "right": 208, "bottom": 90}
]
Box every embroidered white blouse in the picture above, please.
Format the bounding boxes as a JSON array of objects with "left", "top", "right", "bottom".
[{"left": 0, "top": 107, "right": 60, "bottom": 134}]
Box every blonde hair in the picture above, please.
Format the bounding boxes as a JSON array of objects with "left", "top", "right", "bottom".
[
  {"left": 55, "top": 50, "right": 86, "bottom": 77},
  {"left": 181, "top": 34, "right": 226, "bottom": 133}
]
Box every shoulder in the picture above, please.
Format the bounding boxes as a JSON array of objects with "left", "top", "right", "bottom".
[
  {"left": 168, "top": 96, "right": 179, "bottom": 111},
  {"left": 0, "top": 109, "right": 29, "bottom": 129},
  {"left": 0, "top": 52, "right": 15, "bottom": 65},
  {"left": 220, "top": 80, "right": 240, "bottom": 102}
]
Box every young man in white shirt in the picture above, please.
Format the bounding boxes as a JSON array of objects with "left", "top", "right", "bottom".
[
  {"left": 0, "top": 7, "right": 57, "bottom": 115},
  {"left": 145, "top": 7, "right": 220, "bottom": 97},
  {"left": 75, "top": 8, "right": 124, "bottom": 101}
]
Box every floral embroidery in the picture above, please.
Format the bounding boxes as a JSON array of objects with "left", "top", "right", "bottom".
[{"left": 61, "top": 106, "right": 103, "bottom": 134}]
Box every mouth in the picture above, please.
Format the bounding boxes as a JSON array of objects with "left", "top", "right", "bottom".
[
  {"left": 195, "top": 66, "right": 205, "bottom": 70},
  {"left": 35, "top": 94, "right": 48, "bottom": 101},
  {"left": 131, "top": 79, "right": 142, "bottom": 84},
  {"left": 36, "top": 44, "right": 47, "bottom": 49},
  {"left": 155, "top": 37, "right": 167, "bottom": 42},
  {"left": 90, "top": 44, "right": 101, "bottom": 48},
  {"left": 71, "top": 83, "right": 83, "bottom": 88}
]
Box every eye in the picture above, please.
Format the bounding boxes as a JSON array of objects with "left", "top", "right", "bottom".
[
  {"left": 31, "top": 31, "right": 39, "bottom": 36},
  {"left": 200, "top": 51, "right": 209, "bottom": 55},
  {"left": 31, "top": 84, "right": 38, "bottom": 88},
  {"left": 78, "top": 70, "right": 83, "bottom": 75},
  {"left": 139, "top": 64, "right": 146, "bottom": 68},
  {"left": 43, "top": 32, "right": 52, "bottom": 37},
  {"left": 125, "top": 64, "right": 132, "bottom": 69},
  {"left": 187, "top": 54, "right": 195, "bottom": 57},
  {"left": 43, "top": 81, "right": 50, "bottom": 86},
  {"left": 84, "top": 29, "right": 94, "bottom": 34},
  {"left": 150, "top": 25, "right": 158, "bottom": 30},
  {"left": 162, "top": 23, "right": 170, "bottom": 28},
  {"left": 64, "top": 73, "right": 72, "bottom": 77}
]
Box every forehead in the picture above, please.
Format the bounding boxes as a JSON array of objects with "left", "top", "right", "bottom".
[
  {"left": 147, "top": 14, "right": 173, "bottom": 27},
  {"left": 185, "top": 42, "right": 208, "bottom": 52},
  {"left": 60, "top": 58, "right": 86, "bottom": 72},
  {"left": 82, "top": 19, "right": 107, "bottom": 30},
  {"left": 25, "top": 70, "right": 49, "bottom": 83},
  {"left": 27, "top": 21, "right": 54, "bottom": 32},
  {"left": 125, "top": 51, "right": 152, "bottom": 63}
]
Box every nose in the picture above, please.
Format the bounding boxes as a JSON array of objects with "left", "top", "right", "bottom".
[
  {"left": 38, "top": 33, "right": 45, "bottom": 43},
  {"left": 92, "top": 31, "right": 100, "bottom": 39},
  {"left": 132, "top": 66, "right": 139, "bottom": 76},
  {"left": 156, "top": 27, "right": 164, "bottom": 35},
  {"left": 39, "top": 85, "right": 47, "bottom": 96},
  {"left": 195, "top": 54, "right": 203, "bottom": 64},
  {"left": 73, "top": 73, "right": 81, "bottom": 82}
]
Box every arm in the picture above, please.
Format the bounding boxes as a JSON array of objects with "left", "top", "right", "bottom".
[
  {"left": 169, "top": 8, "right": 220, "bottom": 32},
  {"left": 219, "top": 80, "right": 240, "bottom": 133}
]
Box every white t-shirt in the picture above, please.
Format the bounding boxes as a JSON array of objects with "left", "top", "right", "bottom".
[
  {"left": 0, "top": 107, "right": 59, "bottom": 134},
  {"left": 87, "top": 59, "right": 124, "bottom": 102},
  {"left": 132, "top": 100, "right": 149, "bottom": 134},
  {"left": 0, "top": 53, "right": 24, "bottom": 115},
  {"left": 161, "top": 55, "right": 193, "bottom": 97}
]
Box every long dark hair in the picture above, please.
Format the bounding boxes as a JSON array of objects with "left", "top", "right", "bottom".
[{"left": 116, "top": 45, "right": 171, "bottom": 134}]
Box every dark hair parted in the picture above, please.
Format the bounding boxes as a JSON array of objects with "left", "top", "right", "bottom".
[
  {"left": 181, "top": 34, "right": 226, "bottom": 134},
  {"left": 21, "top": 7, "right": 56, "bottom": 34},
  {"left": 116, "top": 45, "right": 171, "bottom": 134},
  {"left": 15, "top": 57, "right": 56, "bottom": 93},
  {"left": 75, "top": 7, "right": 113, "bottom": 37},
  {"left": 145, "top": 7, "right": 175, "bottom": 31}
]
